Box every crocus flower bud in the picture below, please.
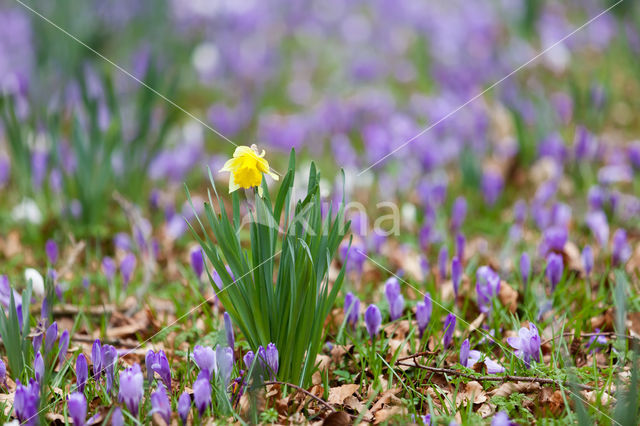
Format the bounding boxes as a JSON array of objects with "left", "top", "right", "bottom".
[
  {"left": 111, "top": 408, "right": 124, "bottom": 426},
  {"left": 0, "top": 359, "right": 6, "bottom": 386},
  {"left": 190, "top": 247, "right": 204, "bottom": 279},
  {"left": 101, "top": 345, "right": 118, "bottom": 393},
  {"left": 150, "top": 385, "right": 171, "bottom": 424},
  {"left": 344, "top": 292, "right": 360, "bottom": 328},
  {"left": 582, "top": 245, "right": 594, "bottom": 276},
  {"left": 216, "top": 346, "right": 234, "bottom": 385},
  {"left": 44, "top": 321, "right": 58, "bottom": 353},
  {"left": 145, "top": 350, "right": 157, "bottom": 382},
  {"left": 451, "top": 257, "right": 462, "bottom": 297},
  {"left": 585, "top": 211, "right": 609, "bottom": 248},
  {"left": 34, "top": 352, "right": 44, "bottom": 383},
  {"left": 443, "top": 314, "right": 456, "bottom": 349},
  {"left": 612, "top": 229, "right": 631, "bottom": 266},
  {"left": 243, "top": 351, "right": 254, "bottom": 372},
  {"left": 455, "top": 233, "right": 465, "bottom": 261},
  {"left": 451, "top": 196, "right": 467, "bottom": 230},
  {"left": 415, "top": 301, "right": 431, "bottom": 338},
  {"left": 118, "top": 364, "right": 144, "bottom": 416},
  {"left": 385, "top": 278, "right": 404, "bottom": 321},
  {"left": 543, "top": 226, "right": 568, "bottom": 253},
  {"left": 193, "top": 376, "right": 212, "bottom": 416},
  {"left": 102, "top": 257, "right": 116, "bottom": 283},
  {"left": 224, "top": 312, "right": 235, "bottom": 351},
  {"left": 76, "top": 354, "right": 88, "bottom": 392},
  {"left": 519, "top": 253, "right": 531, "bottom": 287},
  {"left": 438, "top": 246, "right": 448, "bottom": 280},
  {"left": 33, "top": 330, "right": 43, "bottom": 354},
  {"left": 545, "top": 253, "right": 563, "bottom": 291},
  {"left": 193, "top": 345, "right": 216, "bottom": 379},
  {"left": 460, "top": 339, "right": 470, "bottom": 366},
  {"left": 476, "top": 266, "right": 500, "bottom": 314},
  {"left": 481, "top": 171, "right": 503, "bottom": 206},
  {"left": 513, "top": 199, "right": 527, "bottom": 225},
  {"left": 152, "top": 350, "right": 172, "bottom": 390},
  {"left": 178, "top": 391, "right": 191, "bottom": 425},
  {"left": 264, "top": 343, "right": 278, "bottom": 380},
  {"left": 120, "top": 253, "right": 136, "bottom": 288},
  {"left": 92, "top": 339, "right": 102, "bottom": 378},
  {"left": 364, "top": 304, "right": 382, "bottom": 341},
  {"left": 67, "top": 392, "right": 87, "bottom": 426},
  {"left": 45, "top": 240, "right": 58, "bottom": 265},
  {"left": 14, "top": 379, "right": 40, "bottom": 424}
]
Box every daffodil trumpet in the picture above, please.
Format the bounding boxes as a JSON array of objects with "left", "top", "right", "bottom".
[{"left": 218, "top": 144, "right": 279, "bottom": 196}]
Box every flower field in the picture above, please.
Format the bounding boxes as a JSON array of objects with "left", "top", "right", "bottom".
[{"left": 1, "top": 0, "right": 640, "bottom": 424}]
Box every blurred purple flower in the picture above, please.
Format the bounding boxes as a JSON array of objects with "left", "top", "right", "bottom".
[
  {"left": 438, "top": 246, "right": 448, "bottom": 280},
  {"left": 190, "top": 247, "right": 204, "bottom": 278},
  {"left": 513, "top": 199, "right": 527, "bottom": 225},
  {"left": 92, "top": 339, "right": 102, "bottom": 378},
  {"left": 67, "top": 392, "right": 87, "bottom": 426},
  {"left": 491, "top": 411, "right": 514, "bottom": 426},
  {"left": 0, "top": 359, "right": 6, "bottom": 386},
  {"left": 216, "top": 345, "right": 234, "bottom": 386},
  {"left": 585, "top": 210, "right": 609, "bottom": 247},
  {"left": 455, "top": 233, "right": 465, "bottom": 261},
  {"left": 45, "top": 240, "right": 58, "bottom": 264},
  {"left": 507, "top": 323, "right": 540, "bottom": 367},
  {"left": 415, "top": 295, "right": 432, "bottom": 339},
  {"left": 385, "top": 278, "right": 404, "bottom": 320},
  {"left": 243, "top": 351, "right": 254, "bottom": 371},
  {"left": 150, "top": 385, "right": 171, "bottom": 424},
  {"left": 76, "top": 354, "right": 88, "bottom": 392},
  {"left": 629, "top": 141, "right": 640, "bottom": 169},
  {"left": 476, "top": 266, "right": 500, "bottom": 314},
  {"left": 118, "top": 364, "right": 144, "bottom": 415},
  {"left": 224, "top": 312, "right": 235, "bottom": 351},
  {"left": 178, "top": 391, "right": 191, "bottom": 425},
  {"left": 451, "top": 257, "right": 462, "bottom": 297},
  {"left": 451, "top": 196, "right": 467, "bottom": 230},
  {"left": 120, "top": 253, "right": 136, "bottom": 287},
  {"left": 582, "top": 245, "right": 594, "bottom": 276},
  {"left": 574, "top": 125, "right": 596, "bottom": 160},
  {"left": 460, "top": 339, "right": 470, "bottom": 366},
  {"left": 257, "top": 343, "right": 279, "bottom": 380},
  {"left": 545, "top": 253, "right": 564, "bottom": 291},
  {"left": 193, "top": 345, "right": 216, "bottom": 379},
  {"left": 344, "top": 292, "right": 360, "bottom": 329},
  {"left": 481, "top": 171, "right": 503, "bottom": 206},
  {"left": 543, "top": 226, "right": 568, "bottom": 253},
  {"left": 102, "top": 257, "right": 116, "bottom": 283},
  {"left": 193, "top": 376, "right": 212, "bottom": 415},
  {"left": 520, "top": 253, "right": 531, "bottom": 286},
  {"left": 586, "top": 328, "right": 608, "bottom": 353},
  {"left": 111, "top": 407, "right": 124, "bottom": 426},
  {"left": 31, "top": 150, "right": 47, "bottom": 190},
  {"left": 340, "top": 240, "right": 367, "bottom": 275},
  {"left": 443, "top": 313, "right": 456, "bottom": 349},
  {"left": 14, "top": 379, "right": 39, "bottom": 425},
  {"left": 612, "top": 229, "right": 631, "bottom": 267},
  {"left": 44, "top": 321, "right": 58, "bottom": 353},
  {"left": 151, "top": 350, "right": 171, "bottom": 390},
  {"left": 587, "top": 186, "right": 605, "bottom": 211},
  {"left": 102, "top": 344, "right": 117, "bottom": 393},
  {"left": 365, "top": 304, "right": 382, "bottom": 341},
  {"left": 34, "top": 352, "right": 44, "bottom": 383}
]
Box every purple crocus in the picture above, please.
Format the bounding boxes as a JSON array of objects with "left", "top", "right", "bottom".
[
  {"left": 76, "top": 354, "right": 88, "bottom": 392},
  {"left": 451, "top": 196, "right": 467, "bottom": 230},
  {"left": 507, "top": 323, "right": 541, "bottom": 367},
  {"left": 443, "top": 314, "right": 456, "bottom": 349},
  {"left": 476, "top": 266, "right": 501, "bottom": 314},
  {"left": 190, "top": 247, "right": 204, "bottom": 278},
  {"left": 582, "top": 245, "right": 594, "bottom": 276},
  {"left": 460, "top": 339, "right": 470, "bottom": 366},
  {"left": 492, "top": 411, "right": 515, "bottom": 426},
  {"left": 193, "top": 376, "right": 212, "bottom": 416},
  {"left": 111, "top": 407, "right": 124, "bottom": 426},
  {"left": 243, "top": 351, "right": 255, "bottom": 371},
  {"left": 612, "top": 229, "right": 631, "bottom": 267},
  {"left": 101, "top": 345, "right": 117, "bottom": 393},
  {"left": 364, "top": 304, "right": 382, "bottom": 341},
  {"left": 482, "top": 171, "right": 504, "bottom": 206},
  {"left": 44, "top": 321, "right": 58, "bottom": 353},
  {"left": 438, "top": 246, "right": 448, "bottom": 280},
  {"left": 150, "top": 350, "right": 172, "bottom": 390},
  {"left": 14, "top": 379, "right": 40, "bottom": 425},
  {"left": 178, "top": 391, "right": 191, "bottom": 425},
  {"left": 193, "top": 345, "right": 217, "bottom": 379},
  {"left": 118, "top": 364, "right": 144, "bottom": 415},
  {"left": 67, "top": 392, "right": 87, "bottom": 426},
  {"left": 120, "top": 253, "right": 136, "bottom": 288},
  {"left": 216, "top": 345, "right": 234, "bottom": 386},
  {"left": 102, "top": 257, "right": 116, "bottom": 283},
  {"left": 344, "top": 292, "right": 360, "bottom": 329},
  {"left": 415, "top": 295, "right": 432, "bottom": 338},
  {"left": 545, "top": 253, "right": 564, "bottom": 291},
  {"left": 586, "top": 328, "right": 608, "bottom": 353},
  {"left": 150, "top": 385, "right": 171, "bottom": 424},
  {"left": 256, "top": 343, "right": 278, "bottom": 380},
  {"left": 543, "top": 226, "right": 568, "bottom": 253},
  {"left": 585, "top": 211, "right": 609, "bottom": 248},
  {"left": 224, "top": 312, "right": 235, "bottom": 350},
  {"left": 0, "top": 359, "right": 6, "bottom": 386},
  {"left": 455, "top": 233, "right": 465, "bottom": 261},
  {"left": 451, "top": 257, "right": 462, "bottom": 297},
  {"left": 34, "top": 352, "right": 44, "bottom": 383},
  {"left": 385, "top": 278, "right": 404, "bottom": 320},
  {"left": 92, "top": 339, "right": 102, "bottom": 378},
  {"left": 520, "top": 253, "right": 531, "bottom": 286},
  {"left": 58, "top": 330, "right": 69, "bottom": 367},
  {"left": 45, "top": 240, "right": 58, "bottom": 264}
]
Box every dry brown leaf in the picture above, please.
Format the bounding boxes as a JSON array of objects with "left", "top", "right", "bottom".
[
  {"left": 330, "top": 345, "right": 352, "bottom": 364},
  {"left": 367, "top": 387, "right": 401, "bottom": 415},
  {"left": 374, "top": 406, "right": 402, "bottom": 424},
  {"left": 489, "top": 382, "right": 540, "bottom": 398},
  {"left": 327, "top": 384, "right": 359, "bottom": 405},
  {"left": 456, "top": 381, "right": 487, "bottom": 406},
  {"left": 344, "top": 395, "right": 366, "bottom": 413},
  {"left": 583, "top": 390, "right": 616, "bottom": 406},
  {"left": 498, "top": 281, "right": 518, "bottom": 313},
  {"left": 322, "top": 411, "right": 352, "bottom": 426},
  {"left": 477, "top": 403, "right": 494, "bottom": 418}
]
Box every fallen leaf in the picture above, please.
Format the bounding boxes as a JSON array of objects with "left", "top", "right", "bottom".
[
  {"left": 322, "top": 411, "right": 352, "bottom": 426},
  {"left": 456, "top": 381, "right": 487, "bottom": 406},
  {"left": 489, "top": 382, "right": 540, "bottom": 398},
  {"left": 498, "top": 281, "right": 518, "bottom": 313},
  {"left": 328, "top": 384, "right": 359, "bottom": 405},
  {"left": 374, "top": 406, "right": 402, "bottom": 424}
]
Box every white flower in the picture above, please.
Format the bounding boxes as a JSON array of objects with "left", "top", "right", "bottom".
[
  {"left": 11, "top": 199, "right": 42, "bottom": 224},
  {"left": 24, "top": 268, "right": 45, "bottom": 296}
]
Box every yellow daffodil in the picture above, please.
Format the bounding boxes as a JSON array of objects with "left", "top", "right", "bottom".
[{"left": 219, "top": 145, "right": 279, "bottom": 196}]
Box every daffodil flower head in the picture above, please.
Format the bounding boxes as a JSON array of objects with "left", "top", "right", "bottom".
[{"left": 219, "top": 144, "right": 278, "bottom": 196}]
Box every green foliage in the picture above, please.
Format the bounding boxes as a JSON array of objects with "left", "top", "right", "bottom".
[
  {"left": 188, "top": 149, "right": 350, "bottom": 387},
  {"left": 0, "top": 282, "right": 32, "bottom": 381}
]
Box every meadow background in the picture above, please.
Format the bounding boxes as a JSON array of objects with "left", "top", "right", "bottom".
[{"left": 1, "top": 0, "right": 640, "bottom": 424}]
